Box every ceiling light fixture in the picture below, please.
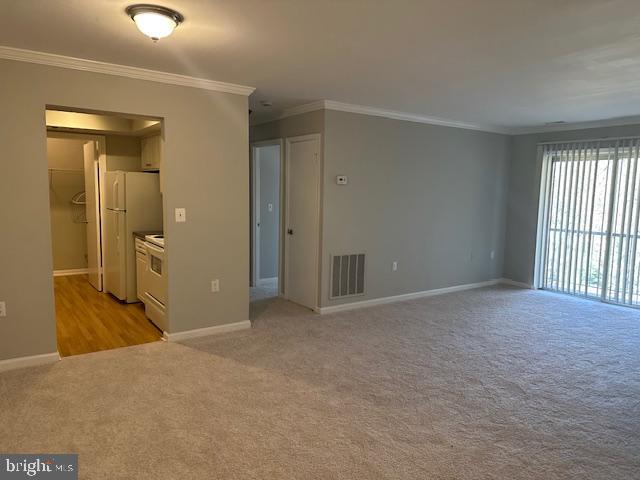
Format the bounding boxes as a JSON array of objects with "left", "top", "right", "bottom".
[{"left": 126, "top": 4, "right": 184, "bottom": 41}]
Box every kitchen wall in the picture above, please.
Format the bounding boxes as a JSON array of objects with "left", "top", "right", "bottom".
[
  {"left": 505, "top": 123, "right": 640, "bottom": 285},
  {"left": 47, "top": 137, "right": 88, "bottom": 271},
  {"left": 105, "top": 135, "right": 142, "bottom": 171},
  {"left": 45, "top": 133, "right": 141, "bottom": 272},
  {"left": 257, "top": 145, "right": 280, "bottom": 280},
  {"left": 0, "top": 59, "right": 249, "bottom": 362},
  {"left": 321, "top": 110, "right": 510, "bottom": 307}
]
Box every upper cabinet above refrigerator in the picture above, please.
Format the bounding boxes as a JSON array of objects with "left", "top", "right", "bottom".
[
  {"left": 141, "top": 135, "right": 162, "bottom": 171},
  {"left": 141, "top": 135, "right": 163, "bottom": 193}
]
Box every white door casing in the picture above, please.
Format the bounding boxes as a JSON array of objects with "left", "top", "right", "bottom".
[
  {"left": 252, "top": 146, "right": 262, "bottom": 286},
  {"left": 83, "top": 141, "right": 102, "bottom": 291},
  {"left": 285, "top": 134, "right": 321, "bottom": 310}
]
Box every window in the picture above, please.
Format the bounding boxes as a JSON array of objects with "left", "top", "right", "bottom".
[{"left": 535, "top": 138, "right": 640, "bottom": 306}]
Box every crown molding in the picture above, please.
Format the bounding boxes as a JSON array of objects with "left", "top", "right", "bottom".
[
  {"left": 259, "top": 100, "right": 640, "bottom": 136},
  {"left": 249, "top": 100, "right": 325, "bottom": 126},
  {"left": 510, "top": 115, "right": 640, "bottom": 135},
  {"left": 258, "top": 99, "right": 509, "bottom": 134},
  {"left": 0, "top": 46, "right": 255, "bottom": 96},
  {"left": 279, "top": 100, "right": 326, "bottom": 119},
  {"left": 322, "top": 100, "right": 510, "bottom": 134}
]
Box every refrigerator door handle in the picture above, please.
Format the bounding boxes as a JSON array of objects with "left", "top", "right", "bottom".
[{"left": 115, "top": 213, "right": 120, "bottom": 247}]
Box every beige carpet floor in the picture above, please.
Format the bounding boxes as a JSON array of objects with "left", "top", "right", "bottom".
[{"left": 1, "top": 286, "right": 639, "bottom": 479}]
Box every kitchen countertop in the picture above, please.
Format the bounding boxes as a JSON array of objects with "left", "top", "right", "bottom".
[{"left": 133, "top": 231, "right": 163, "bottom": 240}]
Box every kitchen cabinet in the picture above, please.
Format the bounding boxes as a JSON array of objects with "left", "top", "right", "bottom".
[
  {"left": 141, "top": 135, "right": 162, "bottom": 171},
  {"left": 141, "top": 135, "right": 164, "bottom": 193}
]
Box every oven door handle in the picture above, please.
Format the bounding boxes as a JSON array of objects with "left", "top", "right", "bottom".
[{"left": 145, "top": 242, "right": 164, "bottom": 257}]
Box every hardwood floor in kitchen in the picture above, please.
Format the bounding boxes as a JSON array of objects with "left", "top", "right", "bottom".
[{"left": 55, "top": 274, "right": 162, "bottom": 357}]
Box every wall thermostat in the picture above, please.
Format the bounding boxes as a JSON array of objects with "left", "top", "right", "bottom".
[{"left": 336, "top": 175, "right": 348, "bottom": 185}]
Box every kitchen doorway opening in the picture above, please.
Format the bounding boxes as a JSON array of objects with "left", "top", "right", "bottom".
[
  {"left": 250, "top": 140, "right": 283, "bottom": 303},
  {"left": 46, "top": 106, "right": 166, "bottom": 357}
]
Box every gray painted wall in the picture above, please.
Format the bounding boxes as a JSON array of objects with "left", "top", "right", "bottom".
[
  {"left": 251, "top": 109, "right": 510, "bottom": 309},
  {"left": 258, "top": 145, "right": 280, "bottom": 279},
  {"left": 0, "top": 59, "right": 248, "bottom": 362},
  {"left": 321, "top": 110, "right": 510, "bottom": 307},
  {"left": 256, "top": 111, "right": 640, "bottom": 309},
  {"left": 250, "top": 110, "right": 325, "bottom": 143},
  {"left": 505, "top": 123, "right": 640, "bottom": 285}
]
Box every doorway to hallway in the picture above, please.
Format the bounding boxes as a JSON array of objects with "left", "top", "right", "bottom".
[{"left": 251, "top": 140, "right": 282, "bottom": 302}]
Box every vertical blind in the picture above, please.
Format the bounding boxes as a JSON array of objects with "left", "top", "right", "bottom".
[{"left": 537, "top": 137, "right": 640, "bottom": 306}]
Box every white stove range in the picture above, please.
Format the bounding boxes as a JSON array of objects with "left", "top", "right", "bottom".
[
  {"left": 144, "top": 234, "right": 166, "bottom": 332},
  {"left": 145, "top": 234, "right": 164, "bottom": 248}
]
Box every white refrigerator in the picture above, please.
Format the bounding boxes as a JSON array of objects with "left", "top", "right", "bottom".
[{"left": 104, "top": 171, "right": 163, "bottom": 303}]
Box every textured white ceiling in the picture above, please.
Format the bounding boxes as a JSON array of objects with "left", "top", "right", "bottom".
[{"left": 3, "top": 0, "right": 640, "bottom": 130}]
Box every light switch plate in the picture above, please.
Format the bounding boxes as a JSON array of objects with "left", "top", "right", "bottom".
[
  {"left": 336, "top": 175, "right": 348, "bottom": 185},
  {"left": 0, "top": 302, "right": 6, "bottom": 317},
  {"left": 268, "top": 203, "right": 273, "bottom": 212},
  {"left": 211, "top": 279, "right": 220, "bottom": 293},
  {"left": 175, "top": 208, "right": 186, "bottom": 223}
]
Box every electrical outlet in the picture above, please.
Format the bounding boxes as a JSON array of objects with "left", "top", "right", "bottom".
[
  {"left": 211, "top": 279, "right": 220, "bottom": 293},
  {"left": 392, "top": 261, "right": 398, "bottom": 272},
  {"left": 0, "top": 301, "right": 6, "bottom": 317},
  {"left": 490, "top": 250, "right": 495, "bottom": 260},
  {"left": 175, "top": 208, "right": 186, "bottom": 223}
]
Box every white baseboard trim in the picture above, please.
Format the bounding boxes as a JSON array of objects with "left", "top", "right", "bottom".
[
  {"left": 0, "top": 352, "right": 60, "bottom": 373},
  {"left": 163, "top": 320, "right": 252, "bottom": 342},
  {"left": 317, "top": 278, "right": 504, "bottom": 315},
  {"left": 500, "top": 278, "right": 534, "bottom": 289},
  {"left": 53, "top": 268, "right": 88, "bottom": 277}
]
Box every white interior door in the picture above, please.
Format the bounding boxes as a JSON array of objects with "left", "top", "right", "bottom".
[
  {"left": 285, "top": 134, "right": 320, "bottom": 309},
  {"left": 83, "top": 141, "right": 102, "bottom": 291}
]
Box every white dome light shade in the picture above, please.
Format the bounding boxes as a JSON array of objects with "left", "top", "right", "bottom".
[
  {"left": 133, "top": 12, "right": 176, "bottom": 39},
  {"left": 126, "top": 5, "right": 184, "bottom": 41}
]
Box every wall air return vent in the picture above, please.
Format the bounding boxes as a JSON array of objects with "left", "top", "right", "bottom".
[{"left": 330, "top": 254, "right": 365, "bottom": 299}]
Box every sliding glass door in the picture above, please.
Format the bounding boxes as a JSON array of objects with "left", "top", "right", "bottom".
[{"left": 536, "top": 138, "right": 640, "bottom": 306}]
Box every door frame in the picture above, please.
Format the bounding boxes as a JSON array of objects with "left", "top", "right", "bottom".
[
  {"left": 533, "top": 145, "right": 547, "bottom": 290},
  {"left": 533, "top": 139, "right": 634, "bottom": 304},
  {"left": 83, "top": 142, "right": 102, "bottom": 291},
  {"left": 284, "top": 133, "right": 322, "bottom": 309},
  {"left": 250, "top": 139, "right": 284, "bottom": 292}
]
